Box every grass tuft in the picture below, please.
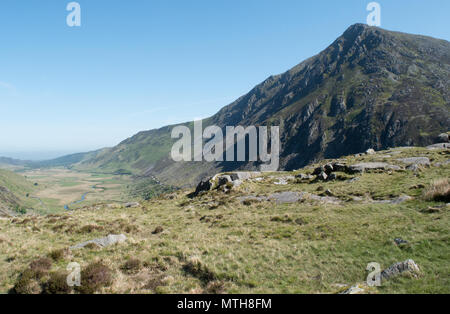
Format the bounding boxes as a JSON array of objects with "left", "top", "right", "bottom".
[{"left": 424, "top": 178, "right": 450, "bottom": 202}]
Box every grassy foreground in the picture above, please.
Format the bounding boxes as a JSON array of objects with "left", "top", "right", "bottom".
[{"left": 0, "top": 146, "right": 448, "bottom": 294}]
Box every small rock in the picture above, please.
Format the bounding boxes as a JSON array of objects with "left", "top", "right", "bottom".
[
  {"left": 347, "top": 177, "right": 360, "bottom": 183},
  {"left": 295, "top": 218, "right": 306, "bottom": 225},
  {"left": 152, "top": 226, "right": 164, "bottom": 234},
  {"left": 316, "top": 171, "right": 328, "bottom": 181},
  {"left": 125, "top": 202, "right": 140, "bottom": 208},
  {"left": 340, "top": 284, "right": 368, "bottom": 294},
  {"left": 274, "top": 178, "right": 288, "bottom": 185},
  {"left": 295, "top": 173, "right": 313, "bottom": 180},
  {"left": 229, "top": 172, "right": 262, "bottom": 181},
  {"left": 394, "top": 238, "right": 408, "bottom": 245}
]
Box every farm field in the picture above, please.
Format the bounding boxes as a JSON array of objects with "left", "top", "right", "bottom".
[{"left": 22, "top": 168, "right": 131, "bottom": 214}]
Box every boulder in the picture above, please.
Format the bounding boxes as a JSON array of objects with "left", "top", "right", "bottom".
[
  {"left": 268, "top": 192, "right": 305, "bottom": 204},
  {"left": 217, "top": 175, "right": 232, "bottom": 186},
  {"left": 436, "top": 133, "right": 449, "bottom": 143},
  {"left": 324, "top": 163, "right": 334, "bottom": 174},
  {"left": 312, "top": 166, "right": 325, "bottom": 176},
  {"left": 332, "top": 163, "right": 348, "bottom": 173},
  {"left": 70, "top": 234, "right": 127, "bottom": 250},
  {"left": 381, "top": 259, "right": 420, "bottom": 281},
  {"left": 316, "top": 172, "right": 328, "bottom": 181},
  {"left": 394, "top": 238, "right": 408, "bottom": 245},
  {"left": 193, "top": 178, "right": 214, "bottom": 196},
  {"left": 340, "top": 284, "right": 368, "bottom": 294},
  {"left": 397, "top": 157, "right": 430, "bottom": 166}
]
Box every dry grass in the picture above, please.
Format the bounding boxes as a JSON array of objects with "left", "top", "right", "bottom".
[
  {"left": 1, "top": 147, "right": 449, "bottom": 294},
  {"left": 424, "top": 179, "right": 450, "bottom": 202}
]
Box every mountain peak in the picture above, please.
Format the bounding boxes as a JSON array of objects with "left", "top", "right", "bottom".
[{"left": 73, "top": 25, "right": 450, "bottom": 187}]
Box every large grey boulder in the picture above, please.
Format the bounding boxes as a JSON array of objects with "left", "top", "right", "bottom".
[{"left": 70, "top": 234, "right": 127, "bottom": 250}]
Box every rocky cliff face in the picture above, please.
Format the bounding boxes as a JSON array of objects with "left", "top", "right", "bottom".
[
  {"left": 76, "top": 24, "right": 450, "bottom": 187},
  {"left": 211, "top": 24, "right": 450, "bottom": 170}
]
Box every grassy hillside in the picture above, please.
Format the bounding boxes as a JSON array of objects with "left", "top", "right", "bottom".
[
  {"left": 0, "top": 169, "right": 39, "bottom": 214},
  {"left": 1, "top": 146, "right": 448, "bottom": 294}
]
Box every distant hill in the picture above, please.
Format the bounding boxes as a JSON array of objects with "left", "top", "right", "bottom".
[{"left": 21, "top": 24, "right": 450, "bottom": 187}]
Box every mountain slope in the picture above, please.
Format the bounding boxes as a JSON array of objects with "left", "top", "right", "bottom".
[
  {"left": 0, "top": 169, "right": 36, "bottom": 215},
  {"left": 75, "top": 24, "right": 450, "bottom": 187}
]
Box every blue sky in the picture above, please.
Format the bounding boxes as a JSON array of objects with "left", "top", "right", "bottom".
[{"left": 0, "top": 0, "right": 449, "bottom": 160}]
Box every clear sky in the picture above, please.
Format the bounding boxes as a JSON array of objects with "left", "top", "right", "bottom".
[{"left": 1, "top": 0, "right": 449, "bottom": 160}]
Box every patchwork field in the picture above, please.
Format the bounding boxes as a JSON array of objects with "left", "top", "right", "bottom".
[{"left": 21, "top": 168, "right": 131, "bottom": 214}]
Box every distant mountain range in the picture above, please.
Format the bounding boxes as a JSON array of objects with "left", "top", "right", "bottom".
[{"left": 2, "top": 24, "right": 449, "bottom": 187}]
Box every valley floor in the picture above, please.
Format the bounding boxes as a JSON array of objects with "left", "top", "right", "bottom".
[
  {"left": 21, "top": 168, "right": 131, "bottom": 214},
  {"left": 0, "top": 146, "right": 449, "bottom": 294}
]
